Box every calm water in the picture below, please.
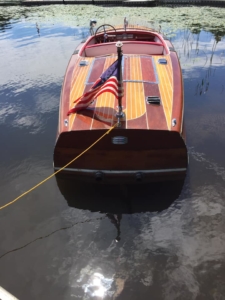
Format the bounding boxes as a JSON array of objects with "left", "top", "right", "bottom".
[{"left": 1, "top": 7, "right": 225, "bottom": 300}]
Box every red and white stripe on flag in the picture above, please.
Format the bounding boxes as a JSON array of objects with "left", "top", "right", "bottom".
[{"left": 68, "top": 76, "right": 123, "bottom": 115}]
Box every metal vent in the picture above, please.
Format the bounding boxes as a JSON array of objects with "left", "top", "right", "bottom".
[
  {"left": 146, "top": 96, "right": 161, "bottom": 105},
  {"left": 158, "top": 58, "right": 167, "bottom": 65},
  {"left": 112, "top": 136, "right": 128, "bottom": 145}
]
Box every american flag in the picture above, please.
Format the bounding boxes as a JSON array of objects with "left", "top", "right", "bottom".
[{"left": 67, "top": 59, "right": 123, "bottom": 116}]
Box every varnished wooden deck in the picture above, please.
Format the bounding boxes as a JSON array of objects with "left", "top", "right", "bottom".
[{"left": 64, "top": 54, "right": 175, "bottom": 132}]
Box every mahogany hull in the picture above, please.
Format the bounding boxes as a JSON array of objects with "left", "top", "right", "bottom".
[
  {"left": 53, "top": 25, "right": 188, "bottom": 183},
  {"left": 54, "top": 129, "right": 187, "bottom": 182}
]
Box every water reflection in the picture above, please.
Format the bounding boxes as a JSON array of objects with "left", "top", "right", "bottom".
[
  {"left": 82, "top": 272, "right": 114, "bottom": 299},
  {"left": 1, "top": 9, "right": 225, "bottom": 300},
  {"left": 56, "top": 176, "right": 185, "bottom": 242}
]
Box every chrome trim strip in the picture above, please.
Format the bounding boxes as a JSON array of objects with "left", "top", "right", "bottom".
[
  {"left": 152, "top": 56, "right": 159, "bottom": 84},
  {"left": 54, "top": 167, "right": 187, "bottom": 174},
  {"left": 88, "top": 79, "right": 157, "bottom": 85},
  {"left": 123, "top": 79, "right": 157, "bottom": 84},
  {"left": 85, "top": 58, "right": 95, "bottom": 84}
]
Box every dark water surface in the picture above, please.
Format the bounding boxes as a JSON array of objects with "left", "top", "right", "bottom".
[{"left": 1, "top": 8, "right": 225, "bottom": 300}]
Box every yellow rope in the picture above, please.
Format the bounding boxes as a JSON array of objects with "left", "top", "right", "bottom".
[{"left": 0, "top": 124, "right": 117, "bottom": 210}]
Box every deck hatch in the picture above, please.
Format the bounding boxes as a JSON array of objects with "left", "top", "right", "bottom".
[
  {"left": 146, "top": 96, "right": 161, "bottom": 105},
  {"left": 112, "top": 136, "right": 128, "bottom": 145}
]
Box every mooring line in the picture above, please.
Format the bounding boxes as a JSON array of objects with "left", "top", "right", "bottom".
[{"left": 0, "top": 124, "right": 117, "bottom": 211}]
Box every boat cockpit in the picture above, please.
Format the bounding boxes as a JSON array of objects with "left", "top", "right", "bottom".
[{"left": 79, "top": 23, "right": 169, "bottom": 57}]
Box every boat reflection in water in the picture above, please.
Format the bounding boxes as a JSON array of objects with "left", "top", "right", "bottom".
[{"left": 55, "top": 175, "right": 185, "bottom": 242}]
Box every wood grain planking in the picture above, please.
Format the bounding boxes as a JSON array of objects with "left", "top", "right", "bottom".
[
  {"left": 70, "top": 57, "right": 93, "bottom": 97},
  {"left": 126, "top": 112, "right": 148, "bottom": 129},
  {"left": 63, "top": 52, "right": 176, "bottom": 131},
  {"left": 88, "top": 58, "right": 106, "bottom": 83},
  {"left": 124, "top": 56, "right": 131, "bottom": 81},
  {"left": 94, "top": 91, "right": 115, "bottom": 125},
  {"left": 166, "top": 56, "right": 173, "bottom": 82},
  {"left": 71, "top": 57, "right": 107, "bottom": 130},
  {"left": 126, "top": 82, "right": 146, "bottom": 120},
  {"left": 141, "top": 56, "right": 156, "bottom": 82},
  {"left": 55, "top": 148, "right": 187, "bottom": 170},
  {"left": 159, "top": 65, "right": 172, "bottom": 129},
  {"left": 165, "top": 56, "right": 173, "bottom": 87},
  {"left": 71, "top": 84, "right": 94, "bottom": 131},
  {"left": 69, "top": 64, "right": 92, "bottom": 131},
  {"left": 127, "top": 56, "right": 145, "bottom": 120},
  {"left": 144, "top": 83, "right": 167, "bottom": 130},
  {"left": 70, "top": 59, "right": 92, "bottom": 105},
  {"left": 91, "top": 56, "right": 117, "bottom": 129},
  {"left": 70, "top": 109, "right": 95, "bottom": 131},
  {"left": 154, "top": 56, "right": 173, "bottom": 129},
  {"left": 60, "top": 55, "right": 78, "bottom": 133},
  {"left": 70, "top": 57, "right": 83, "bottom": 87},
  {"left": 170, "top": 52, "right": 184, "bottom": 133},
  {"left": 130, "top": 56, "right": 142, "bottom": 81}
]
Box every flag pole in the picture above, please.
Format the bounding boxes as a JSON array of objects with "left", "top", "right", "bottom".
[{"left": 115, "top": 41, "right": 124, "bottom": 127}]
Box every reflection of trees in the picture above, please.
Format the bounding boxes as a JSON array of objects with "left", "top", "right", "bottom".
[
  {"left": 0, "top": 7, "right": 35, "bottom": 33},
  {"left": 195, "top": 39, "right": 218, "bottom": 96},
  {"left": 195, "top": 68, "right": 213, "bottom": 96},
  {"left": 211, "top": 28, "right": 225, "bottom": 43},
  {"left": 178, "top": 28, "right": 222, "bottom": 97},
  {"left": 0, "top": 15, "right": 12, "bottom": 32}
]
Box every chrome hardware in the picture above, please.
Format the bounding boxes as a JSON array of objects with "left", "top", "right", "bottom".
[
  {"left": 172, "top": 118, "right": 177, "bottom": 127},
  {"left": 90, "top": 19, "right": 97, "bottom": 27},
  {"left": 158, "top": 58, "right": 167, "bottom": 65},
  {"left": 79, "top": 60, "right": 89, "bottom": 66},
  {"left": 112, "top": 136, "right": 128, "bottom": 145},
  {"left": 64, "top": 119, "right": 68, "bottom": 127},
  {"left": 146, "top": 96, "right": 160, "bottom": 105},
  {"left": 116, "top": 106, "right": 125, "bottom": 127},
  {"left": 116, "top": 41, "right": 123, "bottom": 48},
  {"left": 90, "top": 19, "right": 97, "bottom": 36},
  {"left": 95, "top": 171, "right": 103, "bottom": 181},
  {"left": 136, "top": 172, "right": 143, "bottom": 182}
]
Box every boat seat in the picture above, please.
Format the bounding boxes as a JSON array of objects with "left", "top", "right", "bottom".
[{"left": 83, "top": 41, "right": 164, "bottom": 57}]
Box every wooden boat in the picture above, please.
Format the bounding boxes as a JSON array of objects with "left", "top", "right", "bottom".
[{"left": 53, "top": 19, "right": 188, "bottom": 183}]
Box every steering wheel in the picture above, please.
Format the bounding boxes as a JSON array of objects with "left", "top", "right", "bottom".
[{"left": 95, "top": 24, "right": 117, "bottom": 43}]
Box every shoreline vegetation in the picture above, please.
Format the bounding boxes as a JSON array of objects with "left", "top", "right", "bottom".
[{"left": 0, "top": 5, "right": 225, "bottom": 34}]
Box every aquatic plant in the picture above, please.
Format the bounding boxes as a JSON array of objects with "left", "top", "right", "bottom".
[{"left": 1, "top": 5, "right": 225, "bottom": 37}]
